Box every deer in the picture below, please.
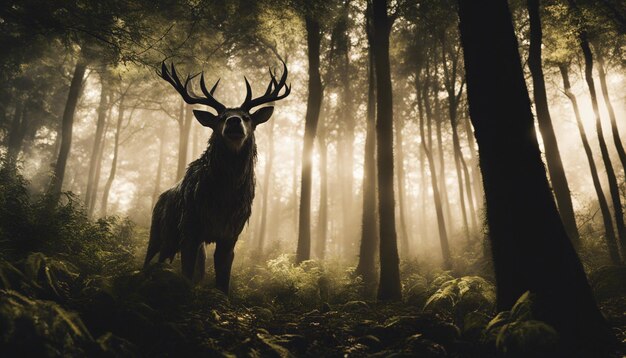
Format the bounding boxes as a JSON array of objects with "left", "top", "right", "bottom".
[{"left": 144, "top": 61, "right": 290, "bottom": 294}]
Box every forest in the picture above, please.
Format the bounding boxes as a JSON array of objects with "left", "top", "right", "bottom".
[{"left": 0, "top": 0, "right": 625, "bottom": 356}]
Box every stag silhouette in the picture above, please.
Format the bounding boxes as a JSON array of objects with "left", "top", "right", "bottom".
[{"left": 144, "top": 61, "right": 290, "bottom": 293}]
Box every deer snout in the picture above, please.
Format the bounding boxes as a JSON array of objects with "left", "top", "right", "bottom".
[{"left": 223, "top": 116, "right": 246, "bottom": 140}]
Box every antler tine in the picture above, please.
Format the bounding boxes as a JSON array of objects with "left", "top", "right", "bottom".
[
  {"left": 160, "top": 62, "right": 226, "bottom": 112},
  {"left": 241, "top": 61, "right": 291, "bottom": 110},
  {"left": 210, "top": 78, "right": 220, "bottom": 95},
  {"left": 199, "top": 74, "right": 225, "bottom": 111},
  {"left": 243, "top": 76, "right": 253, "bottom": 104}
]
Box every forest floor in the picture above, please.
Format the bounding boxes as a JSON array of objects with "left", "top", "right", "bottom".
[
  {"left": 0, "top": 254, "right": 625, "bottom": 357},
  {"left": 0, "top": 168, "right": 625, "bottom": 357}
]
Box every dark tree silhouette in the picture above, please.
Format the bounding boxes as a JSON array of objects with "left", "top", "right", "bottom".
[
  {"left": 356, "top": 3, "right": 378, "bottom": 289},
  {"left": 49, "top": 57, "right": 87, "bottom": 202},
  {"left": 296, "top": 15, "right": 323, "bottom": 264},
  {"left": 85, "top": 72, "right": 110, "bottom": 217},
  {"left": 457, "top": 0, "right": 611, "bottom": 354},
  {"left": 371, "top": 0, "right": 401, "bottom": 301},
  {"left": 558, "top": 63, "right": 621, "bottom": 264},
  {"left": 568, "top": 0, "right": 626, "bottom": 261},
  {"left": 527, "top": 0, "right": 579, "bottom": 245}
]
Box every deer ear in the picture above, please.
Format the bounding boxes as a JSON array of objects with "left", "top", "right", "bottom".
[
  {"left": 251, "top": 106, "right": 274, "bottom": 126},
  {"left": 193, "top": 110, "right": 218, "bottom": 129}
]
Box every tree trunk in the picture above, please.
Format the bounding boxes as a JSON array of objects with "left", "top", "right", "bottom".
[
  {"left": 296, "top": 15, "right": 323, "bottom": 264},
  {"left": 527, "top": 0, "right": 580, "bottom": 245},
  {"left": 394, "top": 115, "right": 410, "bottom": 254},
  {"left": 176, "top": 101, "right": 193, "bottom": 182},
  {"left": 88, "top": 106, "right": 112, "bottom": 216},
  {"left": 100, "top": 101, "right": 124, "bottom": 217},
  {"left": 451, "top": 113, "right": 471, "bottom": 238},
  {"left": 372, "top": 0, "right": 401, "bottom": 301},
  {"left": 257, "top": 118, "right": 275, "bottom": 254},
  {"left": 559, "top": 64, "right": 621, "bottom": 264},
  {"left": 152, "top": 123, "right": 166, "bottom": 209},
  {"left": 463, "top": 110, "right": 483, "bottom": 216},
  {"left": 458, "top": 0, "right": 611, "bottom": 354},
  {"left": 6, "top": 100, "right": 28, "bottom": 161},
  {"left": 49, "top": 57, "right": 88, "bottom": 202},
  {"left": 340, "top": 28, "right": 355, "bottom": 258},
  {"left": 419, "top": 75, "right": 452, "bottom": 270},
  {"left": 316, "top": 120, "right": 328, "bottom": 260},
  {"left": 433, "top": 83, "right": 454, "bottom": 233},
  {"left": 576, "top": 29, "right": 626, "bottom": 261},
  {"left": 356, "top": 8, "right": 379, "bottom": 289},
  {"left": 85, "top": 74, "right": 109, "bottom": 215},
  {"left": 595, "top": 46, "right": 626, "bottom": 178}
]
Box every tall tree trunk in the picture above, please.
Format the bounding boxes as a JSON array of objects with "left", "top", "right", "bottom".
[
  {"left": 257, "top": 118, "right": 275, "bottom": 254},
  {"left": 340, "top": 26, "right": 355, "bottom": 258},
  {"left": 433, "top": 84, "right": 454, "bottom": 233},
  {"left": 463, "top": 110, "right": 483, "bottom": 216},
  {"left": 439, "top": 36, "right": 473, "bottom": 237},
  {"left": 595, "top": 46, "right": 626, "bottom": 177},
  {"left": 296, "top": 15, "right": 323, "bottom": 264},
  {"left": 419, "top": 76, "right": 452, "bottom": 270},
  {"left": 576, "top": 29, "right": 626, "bottom": 260},
  {"left": 85, "top": 74, "right": 109, "bottom": 215},
  {"left": 49, "top": 57, "right": 88, "bottom": 202},
  {"left": 88, "top": 107, "right": 112, "bottom": 216},
  {"left": 372, "top": 0, "right": 401, "bottom": 301},
  {"left": 176, "top": 101, "right": 193, "bottom": 182},
  {"left": 100, "top": 101, "right": 124, "bottom": 217},
  {"left": 356, "top": 8, "right": 379, "bottom": 289},
  {"left": 451, "top": 112, "right": 471, "bottom": 238},
  {"left": 6, "top": 100, "right": 28, "bottom": 161},
  {"left": 316, "top": 121, "right": 328, "bottom": 260},
  {"left": 152, "top": 123, "right": 166, "bottom": 209},
  {"left": 527, "top": 0, "right": 580, "bottom": 245},
  {"left": 394, "top": 115, "right": 410, "bottom": 254},
  {"left": 559, "top": 64, "right": 621, "bottom": 264},
  {"left": 458, "top": 1, "right": 611, "bottom": 354},
  {"left": 292, "top": 138, "right": 299, "bottom": 235}
]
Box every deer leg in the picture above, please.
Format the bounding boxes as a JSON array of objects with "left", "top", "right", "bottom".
[
  {"left": 180, "top": 239, "right": 200, "bottom": 281},
  {"left": 214, "top": 240, "right": 235, "bottom": 294},
  {"left": 192, "top": 243, "right": 206, "bottom": 283}
]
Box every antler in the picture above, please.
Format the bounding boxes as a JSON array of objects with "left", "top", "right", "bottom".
[
  {"left": 240, "top": 61, "right": 291, "bottom": 111},
  {"left": 160, "top": 62, "right": 225, "bottom": 113}
]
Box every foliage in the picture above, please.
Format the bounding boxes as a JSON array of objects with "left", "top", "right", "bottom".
[
  {"left": 483, "top": 291, "right": 559, "bottom": 357},
  {"left": 232, "top": 254, "right": 362, "bottom": 310},
  {"left": 0, "top": 160, "right": 139, "bottom": 276},
  {"left": 424, "top": 275, "right": 496, "bottom": 325},
  {"left": 588, "top": 265, "right": 626, "bottom": 302},
  {"left": 0, "top": 289, "right": 96, "bottom": 357}
]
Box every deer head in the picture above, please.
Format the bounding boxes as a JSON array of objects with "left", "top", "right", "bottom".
[{"left": 160, "top": 62, "right": 290, "bottom": 152}]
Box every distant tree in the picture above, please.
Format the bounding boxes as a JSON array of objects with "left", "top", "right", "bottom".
[
  {"left": 526, "top": 0, "right": 579, "bottom": 245},
  {"left": 567, "top": 0, "right": 626, "bottom": 260},
  {"left": 457, "top": 0, "right": 612, "bottom": 354}
]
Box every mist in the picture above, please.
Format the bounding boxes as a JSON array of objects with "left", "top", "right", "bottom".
[{"left": 1, "top": 0, "right": 625, "bottom": 356}]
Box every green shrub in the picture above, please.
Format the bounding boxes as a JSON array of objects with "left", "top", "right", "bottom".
[
  {"left": 423, "top": 276, "right": 496, "bottom": 324},
  {"left": 0, "top": 162, "right": 138, "bottom": 276},
  {"left": 483, "top": 291, "right": 559, "bottom": 357},
  {"left": 0, "top": 289, "right": 96, "bottom": 356}
]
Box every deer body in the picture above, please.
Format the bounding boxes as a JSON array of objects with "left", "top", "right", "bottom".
[{"left": 144, "top": 62, "right": 290, "bottom": 293}]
